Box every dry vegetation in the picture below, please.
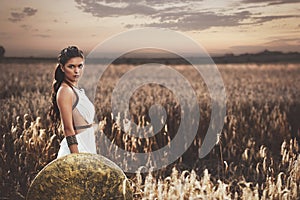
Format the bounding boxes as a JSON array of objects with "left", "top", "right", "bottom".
[{"left": 0, "top": 62, "right": 299, "bottom": 199}]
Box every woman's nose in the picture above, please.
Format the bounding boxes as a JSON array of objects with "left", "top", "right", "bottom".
[{"left": 74, "top": 67, "right": 79, "bottom": 73}]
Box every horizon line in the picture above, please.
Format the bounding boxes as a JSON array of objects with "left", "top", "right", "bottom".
[{"left": 1, "top": 49, "right": 300, "bottom": 59}]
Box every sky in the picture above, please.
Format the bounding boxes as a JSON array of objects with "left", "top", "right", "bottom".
[{"left": 0, "top": 0, "right": 299, "bottom": 57}]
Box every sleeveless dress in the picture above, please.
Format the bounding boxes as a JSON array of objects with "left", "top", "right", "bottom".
[{"left": 57, "top": 85, "right": 97, "bottom": 158}]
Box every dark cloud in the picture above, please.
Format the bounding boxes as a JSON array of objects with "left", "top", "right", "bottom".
[
  {"left": 144, "top": 0, "right": 203, "bottom": 5},
  {"left": 20, "top": 24, "right": 31, "bottom": 30},
  {"left": 74, "top": 0, "right": 206, "bottom": 18},
  {"left": 75, "top": 0, "right": 157, "bottom": 17},
  {"left": 254, "top": 15, "right": 300, "bottom": 24},
  {"left": 242, "top": 0, "right": 299, "bottom": 5},
  {"left": 143, "top": 10, "right": 298, "bottom": 31},
  {"left": 23, "top": 7, "right": 38, "bottom": 16},
  {"left": 80, "top": 0, "right": 202, "bottom": 6},
  {"left": 74, "top": 0, "right": 252, "bottom": 30},
  {"left": 8, "top": 7, "right": 38, "bottom": 23},
  {"left": 74, "top": 0, "right": 300, "bottom": 31},
  {"left": 8, "top": 12, "right": 24, "bottom": 22},
  {"left": 124, "top": 24, "right": 134, "bottom": 29},
  {"left": 144, "top": 11, "right": 252, "bottom": 31},
  {"left": 33, "top": 34, "right": 51, "bottom": 38}
]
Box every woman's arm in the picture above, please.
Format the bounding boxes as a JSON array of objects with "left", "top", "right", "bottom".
[{"left": 57, "top": 84, "right": 79, "bottom": 153}]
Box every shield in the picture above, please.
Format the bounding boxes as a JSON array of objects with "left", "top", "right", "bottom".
[{"left": 26, "top": 153, "right": 133, "bottom": 200}]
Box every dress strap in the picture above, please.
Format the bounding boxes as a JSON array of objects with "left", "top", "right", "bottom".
[
  {"left": 72, "top": 91, "right": 79, "bottom": 110},
  {"left": 74, "top": 124, "right": 93, "bottom": 130}
]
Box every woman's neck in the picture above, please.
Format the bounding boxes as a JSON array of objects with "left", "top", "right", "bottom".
[{"left": 64, "top": 80, "right": 79, "bottom": 88}]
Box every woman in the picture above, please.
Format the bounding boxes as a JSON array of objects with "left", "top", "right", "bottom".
[{"left": 50, "top": 46, "right": 97, "bottom": 158}]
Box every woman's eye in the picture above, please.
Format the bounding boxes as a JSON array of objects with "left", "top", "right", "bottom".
[{"left": 67, "top": 64, "right": 83, "bottom": 69}]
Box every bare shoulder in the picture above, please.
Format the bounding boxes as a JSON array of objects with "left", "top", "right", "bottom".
[{"left": 57, "top": 83, "right": 73, "bottom": 102}]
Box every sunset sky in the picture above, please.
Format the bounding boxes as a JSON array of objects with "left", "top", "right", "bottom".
[{"left": 0, "top": 0, "right": 299, "bottom": 57}]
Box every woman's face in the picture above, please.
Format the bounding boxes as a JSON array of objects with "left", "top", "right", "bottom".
[{"left": 62, "top": 57, "right": 84, "bottom": 86}]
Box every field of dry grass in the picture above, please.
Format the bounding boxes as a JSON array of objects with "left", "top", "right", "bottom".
[{"left": 0, "top": 62, "right": 299, "bottom": 199}]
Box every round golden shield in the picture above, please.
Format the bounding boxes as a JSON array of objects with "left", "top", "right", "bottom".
[{"left": 26, "top": 153, "right": 132, "bottom": 200}]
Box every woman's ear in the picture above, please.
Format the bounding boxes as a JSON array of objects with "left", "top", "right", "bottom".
[{"left": 60, "top": 64, "right": 65, "bottom": 73}]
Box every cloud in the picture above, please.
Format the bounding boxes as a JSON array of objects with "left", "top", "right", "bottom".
[
  {"left": 74, "top": 0, "right": 300, "bottom": 31},
  {"left": 8, "top": 7, "right": 38, "bottom": 23},
  {"left": 20, "top": 24, "right": 31, "bottom": 30},
  {"left": 144, "top": 11, "right": 252, "bottom": 31},
  {"left": 8, "top": 12, "right": 24, "bottom": 22},
  {"left": 33, "top": 34, "right": 51, "bottom": 38},
  {"left": 74, "top": 0, "right": 252, "bottom": 30},
  {"left": 23, "top": 7, "right": 38, "bottom": 16},
  {"left": 75, "top": 0, "right": 157, "bottom": 17},
  {"left": 254, "top": 15, "right": 300, "bottom": 24},
  {"left": 74, "top": 0, "right": 208, "bottom": 18},
  {"left": 143, "top": 11, "right": 299, "bottom": 31},
  {"left": 242, "top": 0, "right": 300, "bottom": 5}
]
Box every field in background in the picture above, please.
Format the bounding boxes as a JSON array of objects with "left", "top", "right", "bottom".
[{"left": 0, "top": 62, "right": 299, "bottom": 199}]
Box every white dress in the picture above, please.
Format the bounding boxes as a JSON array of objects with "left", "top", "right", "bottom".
[{"left": 57, "top": 86, "right": 97, "bottom": 158}]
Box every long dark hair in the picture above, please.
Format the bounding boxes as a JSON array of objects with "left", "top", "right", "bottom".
[{"left": 49, "top": 46, "right": 84, "bottom": 125}]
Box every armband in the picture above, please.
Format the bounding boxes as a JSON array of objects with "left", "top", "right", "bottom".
[{"left": 66, "top": 135, "right": 78, "bottom": 147}]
